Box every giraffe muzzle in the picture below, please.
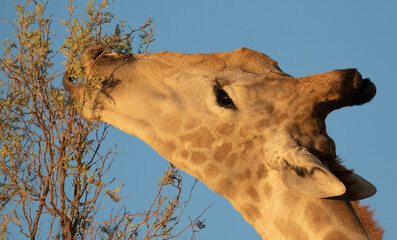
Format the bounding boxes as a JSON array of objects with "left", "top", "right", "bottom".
[
  {"left": 305, "top": 69, "right": 376, "bottom": 118},
  {"left": 337, "top": 68, "right": 376, "bottom": 106},
  {"left": 351, "top": 76, "right": 376, "bottom": 106}
]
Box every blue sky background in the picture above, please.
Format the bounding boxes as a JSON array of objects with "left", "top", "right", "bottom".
[{"left": 1, "top": 0, "right": 396, "bottom": 239}]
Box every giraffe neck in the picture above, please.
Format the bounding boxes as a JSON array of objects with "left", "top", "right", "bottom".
[
  {"left": 226, "top": 172, "right": 372, "bottom": 240},
  {"left": 101, "top": 117, "right": 374, "bottom": 240}
]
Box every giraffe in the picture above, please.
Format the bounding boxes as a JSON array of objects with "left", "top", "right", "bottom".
[{"left": 63, "top": 45, "right": 383, "bottom": 240}]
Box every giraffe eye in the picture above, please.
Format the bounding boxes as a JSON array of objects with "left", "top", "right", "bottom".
[{"left": 214, "top": 87, "right": 236, "bottom": 109}]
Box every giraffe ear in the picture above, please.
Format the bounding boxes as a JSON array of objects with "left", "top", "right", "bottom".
[{"left": 280, "top": 148, "right": 346, "bottom": 198}]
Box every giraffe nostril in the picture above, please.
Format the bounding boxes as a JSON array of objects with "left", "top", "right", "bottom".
[{"left": 351, "top": 69, "right": 363, "bottom": 89}]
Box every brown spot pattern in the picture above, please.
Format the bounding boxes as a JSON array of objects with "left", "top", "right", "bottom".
[
  {"left": 265, "top": 104, "right": 274, "bottom": 114},
  {"left": 214, "top": 142, "right": 232, "bottom": 162},
  {"left": 215, "top": 123, "right": 235, "bottom": 135},
  {"left": 256, "top": 163, "right": 268, "bottom": 179},
  {"left": 226, "top": 153, "right": 238, "bottom": 168},
  {"left": 163, "top": 141, "right": 177, "bottom": 155},
  {"left": 180, "top": 150, "right": 189, "bottom": 159},
  {"left": 215, "top": 178, "right": 236, "bottom": 198},
  {"left": 285, "top": 122, "right": 302, "bottom": 136},
  {"left": 204, "top": 163, "right": 220, "bottom": 178},
  {"left": 324, "top": 231, "right": 351, "bottom": 240},
  {"left": 241, "top": 203, "right": 262, "bottom": 221},
  {"left": 184, "top": 120, "right": 200, "bottom": 130},
  {"left": 304, "top": 201, "right": 331, "bottom": 233},
  {"left": 276, "top": 218, "right": 309, "bottom": 240},
  {"left": 246, "top": 186, "right": 260, "bottom": 201},
  {"left": 180, "top": 127, "right": 215, "bottom": 148},
  {"left": 239, "top": 126, "right": 251, "bottom": 138},
  {"left": 190, "top": 151, "right": 207, "bottom": 165}
]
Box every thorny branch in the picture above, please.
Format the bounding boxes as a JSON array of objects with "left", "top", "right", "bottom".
[{"left": 0, "top": 0, "right": 208, "bottom": 239}]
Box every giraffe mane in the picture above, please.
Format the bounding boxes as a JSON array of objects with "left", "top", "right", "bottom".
[{"left": 352, "top": 201, "right": 384, "bottom": 240}]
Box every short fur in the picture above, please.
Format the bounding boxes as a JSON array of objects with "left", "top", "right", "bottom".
[{"left": 64, "top": 45, "right": 383, "bottom": 239}]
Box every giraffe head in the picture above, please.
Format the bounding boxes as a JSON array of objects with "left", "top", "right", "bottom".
[{"left": 64, "top": 45, "right": 378, "bottom": 238}]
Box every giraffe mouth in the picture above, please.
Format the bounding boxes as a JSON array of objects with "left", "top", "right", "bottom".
[
  {"left": 310, "top": 69, "right": 376, "bottom": 120},
  {"left": 351, "top": 76, "right": 376, "bottom": 106},
  {"left": 340, "top": 69, "right": 376, "bottom": 106}
]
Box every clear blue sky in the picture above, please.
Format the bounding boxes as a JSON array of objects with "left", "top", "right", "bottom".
[{"left": 1, "top": 0, "right": 396, "bottom": 239}]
